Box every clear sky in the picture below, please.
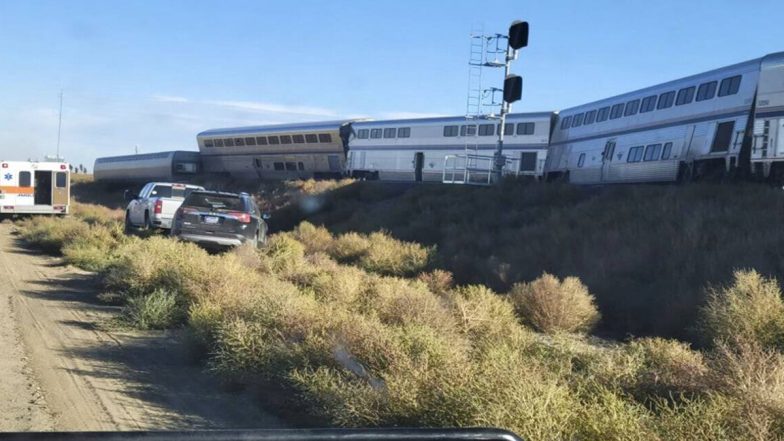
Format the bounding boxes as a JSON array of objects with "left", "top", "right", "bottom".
[{"left": 1, "top": 0, "right": 783, "bottom": 170}]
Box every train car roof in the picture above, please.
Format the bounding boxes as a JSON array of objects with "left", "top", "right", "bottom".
[
  {"left": 94, "top": 150, "right": 198, "bottom": 164},
  {"left": 197, "top": 119, "right": 358, "bottom": 137},
  {"left": 350, "top": 112, "right": 554, "bottom": 128},
  {"left": 557, "top": 53, "right": 783, "bottom": 115}
]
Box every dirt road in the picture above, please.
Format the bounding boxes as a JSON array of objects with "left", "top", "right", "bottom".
[{"left": 0, "top": 222, "right": 285, "bottom": 431}]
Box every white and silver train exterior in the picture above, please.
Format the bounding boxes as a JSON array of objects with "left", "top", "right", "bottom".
[
  {"left": 196, "top": 120, "right": 355, "bottom": 180},
  {"left": 347, "top": 113, "right": 553, "bottom": 182},
  {"left": 544, "top": 52, "right": 784, "bottom": 184},
  {"left": 93, "top": 151, "right": 201, "bottom": 183}
]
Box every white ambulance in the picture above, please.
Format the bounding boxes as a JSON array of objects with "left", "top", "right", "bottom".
[{"left": 0, "top": 161, "right": 70, "bottom": 215}]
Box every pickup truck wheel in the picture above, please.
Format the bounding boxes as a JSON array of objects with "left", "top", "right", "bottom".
[
  {"left": 124, "top": 211, "right": 133, "bottom": 233},
  {"left": 142, "top": 212, "right": 152, "bottom": 230}
]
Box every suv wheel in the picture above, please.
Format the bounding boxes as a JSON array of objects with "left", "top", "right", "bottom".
[{"left": 252, "top": 231, "right": 260, "bottom": 248}]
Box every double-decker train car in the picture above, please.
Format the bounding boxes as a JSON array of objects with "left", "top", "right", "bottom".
[
  {"left": 751, "top": 53, "right": 784, "bottom": 180},
  {"left": 545, "top": 52, "right": 784, "bottom": 184},
  {"left": 346, "top": 112, "right": 553, "bottom": 182},
  {"left": 93, "top": 151, "right": 201, "bottom": 183},
  {"left": 196, "top": 120, "right": 356, "bottom": 180}
]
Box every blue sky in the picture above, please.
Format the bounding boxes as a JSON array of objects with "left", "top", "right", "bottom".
[{"left": 1, "top": 0, "right": 783, "bottom": 170}]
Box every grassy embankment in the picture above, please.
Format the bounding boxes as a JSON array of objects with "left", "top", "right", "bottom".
[{"left": 14, "top": 178, "right": 784, "bottom": 439}]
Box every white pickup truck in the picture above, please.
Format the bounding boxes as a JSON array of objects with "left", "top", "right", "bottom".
[{"left": 124, "top": 182, "right": 205, "bottom": 231}]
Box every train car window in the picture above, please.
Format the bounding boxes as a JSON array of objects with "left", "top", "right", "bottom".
[
  {"left": 56, "top": 172, "right": 67, "bottom": 188},
  {"left": 318, "top": 133, "right": 333, "bottom": 143},
  {"left": 627, "top": 146, "right": 644, "bottom": 163},
  {"left": 516, "top": 122, "right": 535, "bottom": 135},
  {"left": 718, "top": 75, "right": 742, "bottom": 97},
  {"left": 383, "top": 128, "right": 396, "bottom": 138},
  {"left": 234, "top": 138, "right": 245, "bottom": 146},
  {"left": 224, "top": 138, "right": 235, "bottom": 147},
  {"left": 572, "top": 113, "right": 584, "bottom": 127},
  {"left": 280, "top": 135, "right": 292, "bottom": 144},
  {"left": 371, "top": 129, "right": 383, "bottom": 138},
  {"left": 268, "top": 136, "right": 280, "bottom": 144},
  {"left": 459, "top": 125, "right": 476, "bottom": 136},
  {"left": 293, "top": 134, "right": 305, "bottom": 144},
  {"left": 285, "top": 162, "right": 297, "bottom": 171},
  {"left": 443, "top": 125, "right": 458, "bottom": 137},
  {"left": 596, "top": 107, "right": 610, "bottom": 122},
  {"left": 298, "top": 162, "right": 305, "bottom": 171},
  {"left": 640, "top": 95, "right": 657, "bottom": 113},
  {"left": 306, "top": 133, "right": 319, "bottom": 143},
  {"left": 560, "top": 116, "right": 572, "bottom": 129},
  {"left": 257, "top": 136, "right": 268, "bottom": 145},
  {"left": 478, "top": 124, "right": 495, "bottom": 136},
  {"left": 497, "top": 123, "right": 514, "bottom": 135},
  {"left": 577, "top": 153, "right": 586, "bottom": 168},
  {"left": 19, "top": 171, "right": 31, "bottom": 187},
  {"left": 583, "top": 110, "right": 596, "bottom": 125},
  {"left": 204, "top": 139, "right": 214, "bottom": 148},
  {"left": 657, "top": 91, "right": 675, "bottom": 109},
  {"left": 643, "top": 143, "right": 662, "bottom": 161},
  {"left": 696, "top": 81, "right": 718, "bottom": 101},
  {"left": 610, "top": 103, "right": 625, "bottom": 119},
  {"left": 273, "top": 162, "right": 284, "bottom": 171},
  {"left": 398, "top": 127, "right": 411, "bottom": 138},
  {"left": 245, "top": 137, "right": 256, "bottom": 146},
  {"left": 661, "top": 142, "right": 673, "bottom": 160},
  {"left": 355, "top": 130, "right": 368, "bottom": 140},
  {"left": 676, "top": 86, "right": 696, "bottom": 106},
  {"left": 624, "top": 99, "right": 640, "bottom": 116},
  {"left": 215, "top": 139, "right": 225, "bottom": 147}
]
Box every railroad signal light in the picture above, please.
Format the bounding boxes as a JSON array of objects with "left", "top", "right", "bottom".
[
  {"left": 504, "top": 75, "right": 523, "bottom": 104},
  {"left": 508, "top": 21, "right": 529, "bottom": 50}
]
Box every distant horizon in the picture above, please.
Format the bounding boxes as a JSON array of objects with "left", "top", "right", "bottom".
[{"left": 1, "top": 0, "right": 782, "bottom": 171}]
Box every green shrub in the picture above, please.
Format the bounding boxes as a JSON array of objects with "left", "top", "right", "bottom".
[
  {"left": 61, "top": 223, "right": 123, "bottom": 271},
  {"left": 261, "top": 233, "right": 306, "bottom": 274},
  {"left": 292, "top": 221, "right": 333, "bottom": 254},
  {"left": 699, "top": 269, "right": 784, "bottom": 350},
  {"left": 329, "top": 232, "right": 371, "bottom": 263},
  {"left": 123, "top": 289, "right": 185, "bottom": 329},
  {"left": 509, "top": 273, "right": 601, "bottom": 334},
  {"left": 103, "top": 236, "right": 210, "bottom": 298},
  {"left": 18, "top": 216, "right": 92, "bottom": 253},
  {"left": 357, "top": 232, "right": 433, "bottom": 277},
  {"left": 626, "top": 337, "right": 708, "bottom": 399},
  {"left": 417, "top": 269, "right": 454, "bottom": 296}
]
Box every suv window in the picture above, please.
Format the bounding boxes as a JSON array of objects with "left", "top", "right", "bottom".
[{"left": 183, "top": 193, "right": 244, "bottom": 212}]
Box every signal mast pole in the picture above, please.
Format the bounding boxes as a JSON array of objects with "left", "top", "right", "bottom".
[{"left": 492, "top": 21, "right": 529, "bottom": 183}]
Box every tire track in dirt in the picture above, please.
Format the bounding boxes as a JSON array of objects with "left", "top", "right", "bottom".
[{"left": 0, "top": 222, "right": 285, "bottom": 431}]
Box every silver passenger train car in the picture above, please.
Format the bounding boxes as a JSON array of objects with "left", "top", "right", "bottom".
[
  {"left": 196, "top": 120, "right": 355, "bottom": 180},
  {"left": 545, "top": 52, "right": 784, "bottom": 184},
  {"left": 93, "top": 151, "right": 201, "bottom": 183},
  {"left": 347, "top": 113, "right": 552, "bottom": 182}
]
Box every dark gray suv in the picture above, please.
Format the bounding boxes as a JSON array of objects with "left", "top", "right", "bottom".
[{"left": 170, "top": 190, "right": 268, "bottom": 248}]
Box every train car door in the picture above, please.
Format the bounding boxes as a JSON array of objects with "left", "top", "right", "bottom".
[
  {"left": 52, "top": 171, "right": 68, "bottom": 206},
  {"left": 600, "top": 139, "right": 616, "bottom": 182},
  {"left": 414, "top": 152, "right": 424, "bottom": 182}
]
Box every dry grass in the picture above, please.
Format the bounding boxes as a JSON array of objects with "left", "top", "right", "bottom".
[
  {"left": 509, "top": 273, "right": 601, "bottom": 334},
  {"left": 17, "top": 182, "right": 784, "bottom": 439},
  {"left": 700, "top": 269, "right": 784, "bottom": 350}
]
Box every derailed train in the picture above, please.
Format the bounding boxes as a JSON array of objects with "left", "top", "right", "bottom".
[{"left": 95, "top": 51, "right": 784, "bottom": 184}]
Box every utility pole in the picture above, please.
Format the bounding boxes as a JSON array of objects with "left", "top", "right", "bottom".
[
  {"left": 492, "top": 21, "right": 529, "bottom": 183},
  {"left": 56, "top": 90, "right": 63, "bottom": 161}
]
